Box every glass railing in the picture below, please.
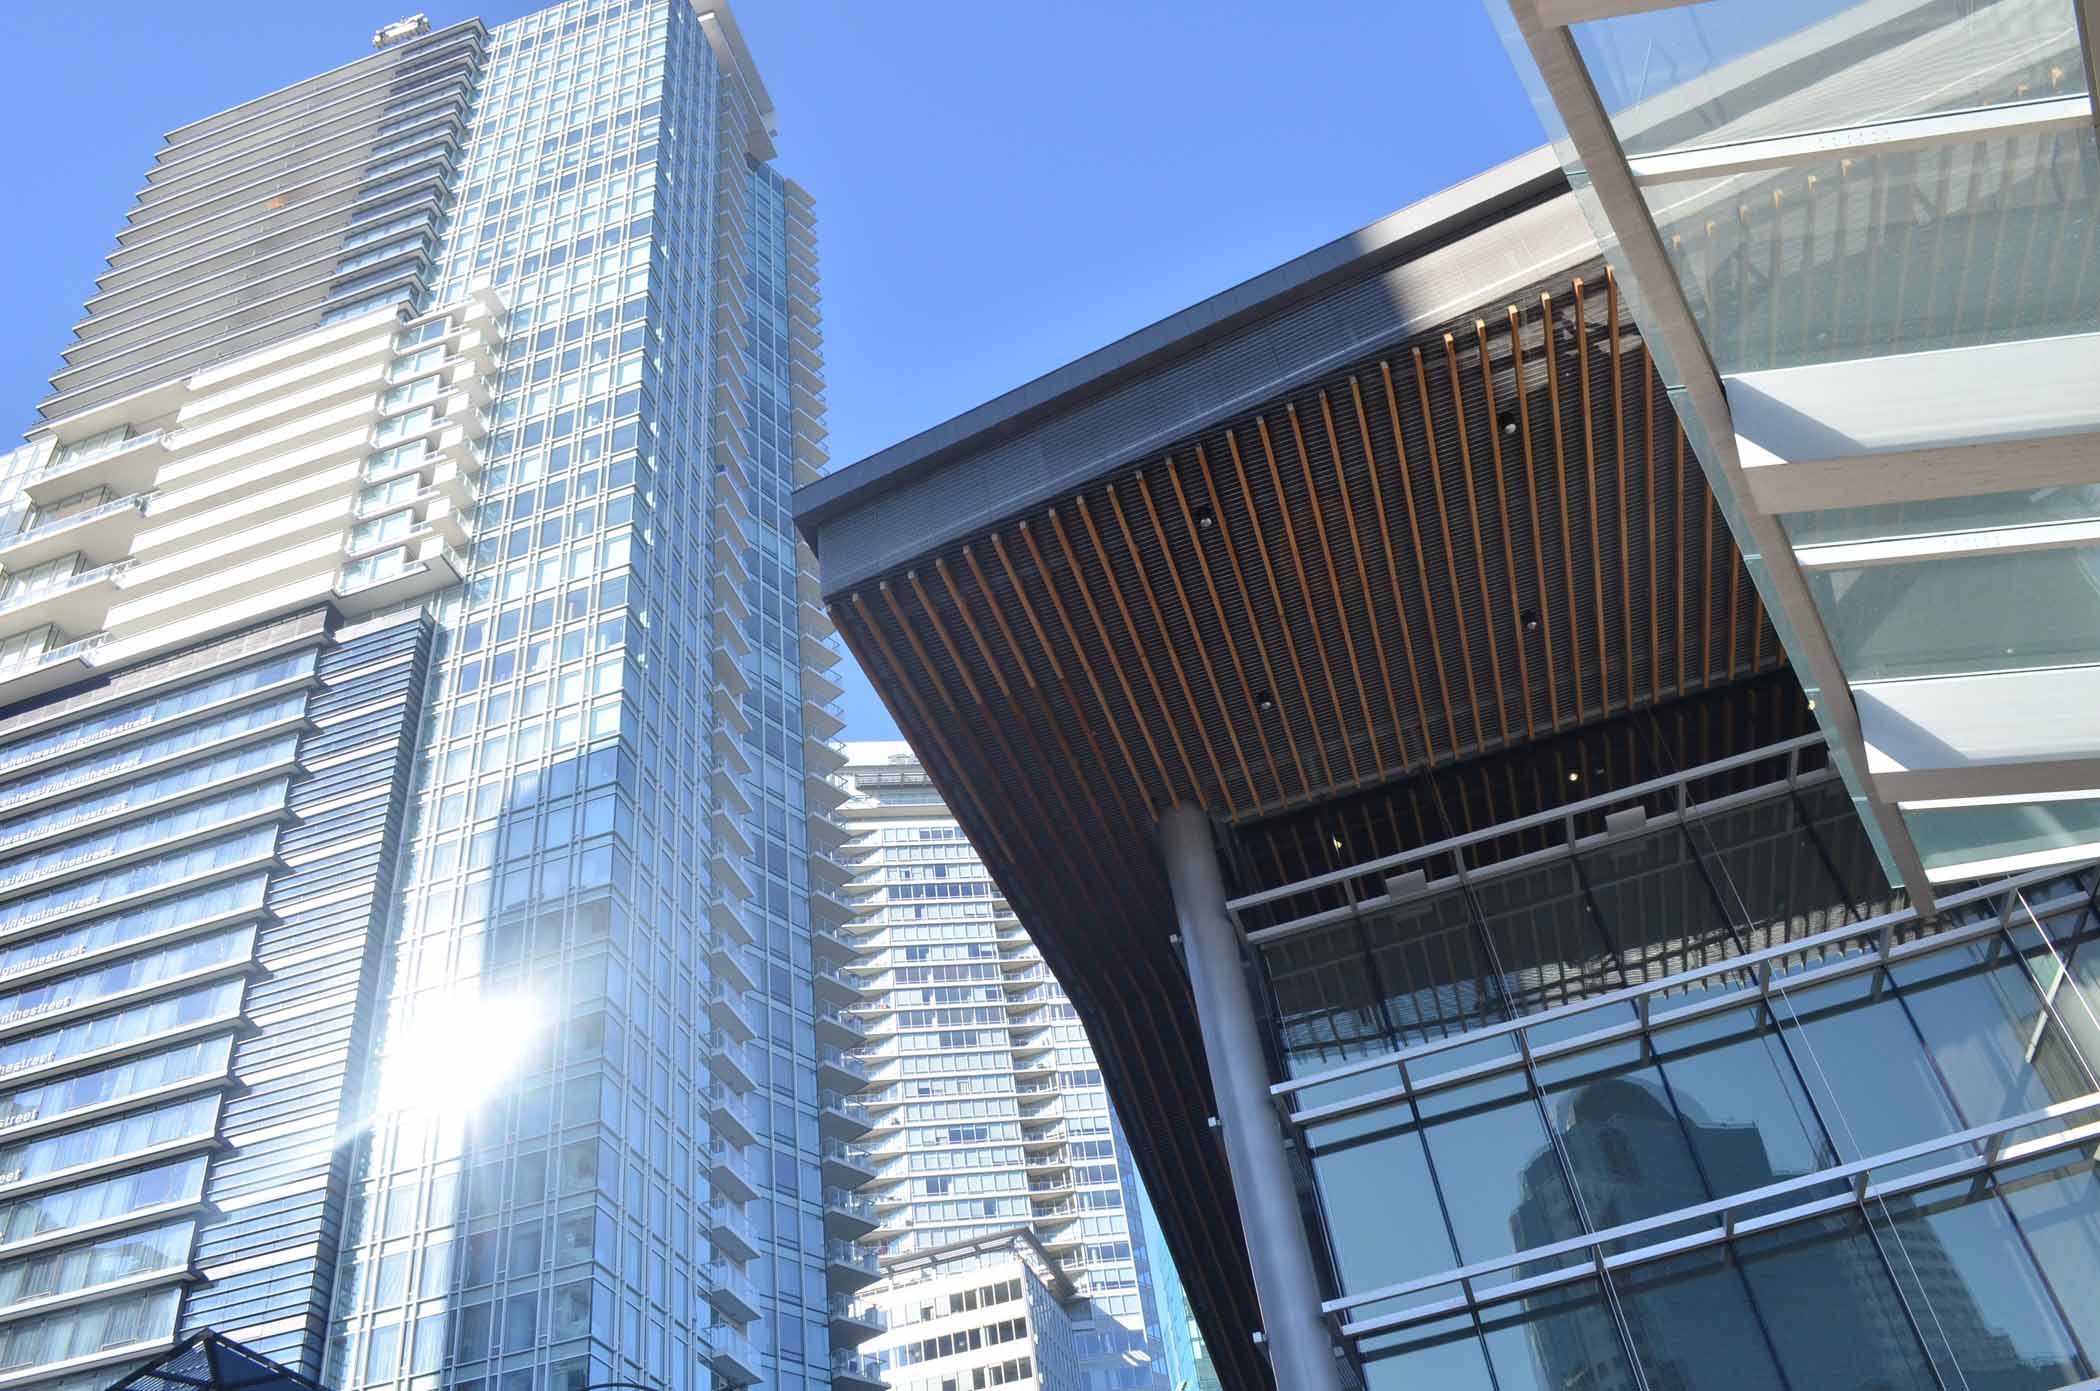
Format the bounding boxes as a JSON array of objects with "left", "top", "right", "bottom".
[
  {"left": 0, "top": 633, "right": 110, "bottom": 684},
  {"left": 818, "top": 1046, "right": 870, "bottom": 1082},
  {"left": 3, "top": 494, "right": 150, "bottom": 552},
  {"left": 829, "top": 1296, "right": 886, "bottom": 1331},
  {"left": 34, "top": 431, "right": 163, "bottom": 485},
  {"left": 709, "top": 1321, "right": 758, "bottom": 1377},
  {"left": 706, "top": 1199, "right": 757, "bottom": 1247},
  {"left": 833, "top": 1352, "right": 882, "bottom": 1383},
  {"left": 820, "top": 1139, "right": 874, "bottom": 1171},
  {"left": 825, "top": 1240, "right": 877, "bottom": 1274},
  {"left": 0, "top": 562, "right": 130, "bottom": 623},
  {"left": 824, "top": 1189, "right": 874, "bottom": 1221}
]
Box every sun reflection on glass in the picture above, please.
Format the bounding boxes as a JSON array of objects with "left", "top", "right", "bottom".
[{"left": 376, "top": 992, "right": 540, "bottom": 1116}]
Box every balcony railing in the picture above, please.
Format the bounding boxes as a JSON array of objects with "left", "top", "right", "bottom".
[
  {"left": 4, "top": 493, "right": 151, "bottom": 553},
  {"left": 829, "top": 1296, "right": 886, "bottom": 1332},
  {"left": 0, "top": 560, "right": 131, "bottom": 624},
  {"left": 30, "top": 430, "right": 164, "bottom": 489},
  {"left": 825, "top": 1240, "right": 878, "bottom": 1275}
]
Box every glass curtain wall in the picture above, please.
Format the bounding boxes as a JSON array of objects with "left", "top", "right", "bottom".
[
  {"left": 1259, "top": 752, "right": 2100, "bottom": 1390},
  {"left": 323, "top": 3, "right": 836, "bottom": 1391}
]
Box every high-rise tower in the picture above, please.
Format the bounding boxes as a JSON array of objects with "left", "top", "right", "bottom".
[
  {"left": 835, "top": 743, "right": 1173, "bottom": 1391},
  {"left": 0, "top": 6, "right": 864, "bottom": 1391}
]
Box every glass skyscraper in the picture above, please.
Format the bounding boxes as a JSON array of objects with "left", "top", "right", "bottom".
[
  {"left": 0, "top": 5, "right": 863, "bottom": 1391},
  {"left": 835, "top": 743, "right": 1171, "bottom": 1391}
]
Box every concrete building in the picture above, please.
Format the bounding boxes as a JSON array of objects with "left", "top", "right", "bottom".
[
  {"left": 0, "top": 5, "right": 869, "bottom": 1391},
  {"left": 795, "top": 5, "right": 2100, "bottom": 1388},
  {"left": 835, "top": 743, "right": 1172, "bottom": 1391},
  {"left": 850, "top": 1230, "right": 1082, "bottom": 1391}
]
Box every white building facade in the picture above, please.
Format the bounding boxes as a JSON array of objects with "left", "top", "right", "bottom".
[{"left": 837, "top": 743, "right": 1171, "bottom": 1391}]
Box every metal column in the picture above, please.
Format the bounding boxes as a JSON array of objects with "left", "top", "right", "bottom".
[{"left": 1157, "top": 803, "right": 1342, "bottom": 1391}]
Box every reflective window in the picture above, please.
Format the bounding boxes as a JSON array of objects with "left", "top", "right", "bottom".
[
  {"left": 0, "top": 1095, "right": 218, "bottom": 1187},
  {"left": 0, "top": 1284, "right": 179, "bottom": 1372},
  {"left": 0, "top": 1218, "right": 193, "bottom": 1309},
  {"left": 0, "top": 1155, "right": 206, "bottom": 1245}
]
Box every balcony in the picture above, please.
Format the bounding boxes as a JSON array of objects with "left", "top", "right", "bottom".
[
  {"left": 813, "top": 1004, "right": 862, "bottom": 1051},
  {"left": 0, "top": 631, "right": 108, "bottom": 705},
  {"left": 820, "top": 1139, "right": 877, "bottom": 1190},
  {"left": 708, "top": 1143, "right": 761, "bottom": 1204},
  {"left": 812, "top": 966, "right": 859, "bottom": 1007},
  {"left": 817, "top": 1046, "right": 869, "bottom": 1093},
  {"left": 25, "top": 431, "right": 166, "bottom": 504},
  {"left": 703, "top": 979, "right": 757, "bottom": 1044},
  {"left": 0, "top": 493, "right": 151, "bottom": 571},
  {"left": 707, "top": 1084, "right": 759, "bottom": 1148},
  {"left": 708, "top": 1322, "right": 763, "bottom": 1386},
  {"left": 709, "top": 938, "right": 758, "bottom": 995},
  {"left": 811, "top": 921, "right": 858, "bottom": 969},
  {"left": 0, "top": 561, "right": 129, "bottom": 642},
  {"left": 824, "top": 1239, "right": 880, "bottom": 1291},
  {"left": 823, "top": 1187, "right": 878, "bottom": 1240},
  {"left": 706, "top": 1039, "right": 756, "bottom": 1094},
  {"left": 828, "top": 1296, "right": 886, "bottom": 1343},
  {"left": 707, "top": 1199, "right": 760, "bottom": 1263},
  {"left": 705, "top": 1261, "right": 761, "bottom": 1324},
  {"left": 819, "top": 1090, "right": 872, "bottom": 1140},
  {"left": 831, "top": 1352, "right": 885, "bottom": 1391}
]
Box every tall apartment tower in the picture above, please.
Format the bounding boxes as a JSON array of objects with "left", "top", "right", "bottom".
[
  {"left": 835, "top": 743, "right": 1174, "bottom": 1391},
  {"left": 0, "top": 6, "right": 868, "bottom": 1391}
]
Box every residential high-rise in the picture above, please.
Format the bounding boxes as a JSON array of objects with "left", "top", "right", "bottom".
[
  {"left": 835, "top": 743, "right": 1172, "bottom": 1391},
  {"left": 0, "top": 6, "right": 868, "bottom": 1391}
]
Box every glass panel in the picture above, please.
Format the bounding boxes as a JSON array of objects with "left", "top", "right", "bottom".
[
  {"left": 1690, "top": 785, "right": 1856, "bottom": 952},
  {"left": 1907, "top": 797, "right": 2100, "bottom": 874},
  {"left": 1808, "top": 544, "right": 2100, "bottom": 681},
  {"left": 1614, "top": 1246, "right": 1785, "bottom": 1389},
  {"left": 1872, "top": 1175, "right": 2088, "bottom": 1389},
  {"left": 1793, "top": 775, "right": 1905, "bottom": 918},
  {"left": 1996, "top": 1148, "right": 2100, "bottom": 1361},
  {"left": 1471, "top": 859, "right": 1631, "bottom": 1038},
  {"left": 1366, "top": 888, "right": 1506, "bottom": 1046},
  {"left": 1476, "top": 1280, "right": 1631, "bottom": 1391},
  {"left": 1785, "top": 483, "right": 2100, "bottom": 548},
  {"left": 1574, "top": 0, "right": 2089, "bottom": 157},
  {"left": 1304, "top": 1103, "right": 1460, "bottom": 1297},
  {"left": 1645, "top": 125, "right": 2100, "bottom": 373},
  {"left": 1266, "top": 923, "right": 1392, "bottom": 1076},
  {"left": 1577, "top": 826, "right": 1741, "bottom": 992},
  {"left": 1775, "top": 969, "right": 1965, "bottom": 1163},
  {"left": 2010, "top": 885, "right": 2100, "bottom": 1081},
  {"left": 1648, "top": 1005, "right": 1842, "bottom": 1215},
  {"left": 1888, "top": 935, "right": 2098, "bottom": 1128},
  {"left": 1419, "top": 1072, "right": 1582, "bottom": 1267},
  {"left": 1359, "top": 1314, "right": 1495, "bottom": 1391},
  {"left": 1734, "top": 1211, "right": 1938, "bottom": 1390},
  {"left": 1535, "top": 1039, "right": 1717, "bottom": 1245}
]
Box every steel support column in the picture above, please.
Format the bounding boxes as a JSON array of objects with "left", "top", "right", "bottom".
[{"left": 1157, "top": 803, "right": 1343, "bottom": 1391}]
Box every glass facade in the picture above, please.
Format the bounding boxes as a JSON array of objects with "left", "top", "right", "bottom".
[
  {"left": 323, "top": 5, "right": 844, "bottom": 1391},
  {"left": 1495, "top": 0, "right": 2100, "bottom": 889},
  {"left": 0, "top": 2, "right": 846, "bottom": 1390},
  {"left": 838, "top": 746, "right": 1175, "bottom": 1391},
  {"left": 1255, "top": 745, "right": 2100, "bottom": 1391}
]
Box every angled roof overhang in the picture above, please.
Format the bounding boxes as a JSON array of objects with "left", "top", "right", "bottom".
[{"left": 796, "top": 151, "right": 1812, "bottom": 1391}]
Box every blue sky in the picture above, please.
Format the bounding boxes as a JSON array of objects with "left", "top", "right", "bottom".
[{"left": 0, "top": 0, "right": 1546, "bottom": 741}]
